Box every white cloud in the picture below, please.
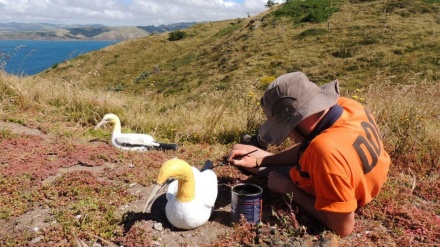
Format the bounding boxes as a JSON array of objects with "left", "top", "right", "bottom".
[{"left": 0, "top": 0, "right": 283, "bottom": 26}]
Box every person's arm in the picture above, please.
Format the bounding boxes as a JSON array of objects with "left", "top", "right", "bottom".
[
  {"left": 229, "top": 143, "right": 302, "bottom": 168},
  {"left": 267, "top": 171, "right": 355, "bottom": 237}
]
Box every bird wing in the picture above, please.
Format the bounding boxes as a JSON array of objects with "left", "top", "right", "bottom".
[
  {"left": 197, "top": 169, "right": 218, "bottom": 208},
  {"left": 114, "top": 133, "right": 159, "bottom": 147}
]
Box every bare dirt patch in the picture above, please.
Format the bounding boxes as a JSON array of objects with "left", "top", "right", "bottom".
[{"left": 0, "top": 122, "right": 47, "bottom": 137}]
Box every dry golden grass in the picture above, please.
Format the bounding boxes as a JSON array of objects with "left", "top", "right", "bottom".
[
  {"left": 1, "top": 69, "right": 265, "bottom": 145},
  {"left": 360, "top": 73, "right": 440, "bottom": 155}
]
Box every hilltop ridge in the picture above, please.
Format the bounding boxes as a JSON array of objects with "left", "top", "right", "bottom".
[{"left": 0, "top": 22, "right": 195, "bottom": 41}]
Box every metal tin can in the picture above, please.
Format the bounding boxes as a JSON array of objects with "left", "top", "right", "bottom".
[{"left": 231, "top": 183, "right": 263, "bottom": 224}]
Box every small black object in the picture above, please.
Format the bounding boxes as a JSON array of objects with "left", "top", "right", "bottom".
[
  {"left": 201, "top": 160, "right": 214, "bottom": 171},
  {"left": 119, "top": 142, "right": 178, "bottom": 150},
  {"left": 156, "top": 143, "right": 179, "bottom": 150},
  {"left": 239, "top": 134, "right": 267, "bottom": 150}
]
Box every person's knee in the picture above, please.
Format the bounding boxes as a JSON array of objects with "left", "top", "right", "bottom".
[
  {"left": 325, "top": 212, "right": 355, "bottom": 238},
  {"left": 333, "top": 225, "right": 354, "bottom": 238}
]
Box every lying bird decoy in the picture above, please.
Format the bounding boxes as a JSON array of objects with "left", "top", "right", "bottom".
[
  {"left": 143, "top": 159, "right": 218, "bottom": 230},
  {"left": 95, "top": 113, "right": 178, "bottom": 151}
]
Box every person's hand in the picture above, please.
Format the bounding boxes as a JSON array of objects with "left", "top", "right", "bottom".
[
  {"left": 267, "top": 171, "right": 295, "bottom": 193},
  {"left": 228, "top": 149, "right": 257, "bottom": 168}
]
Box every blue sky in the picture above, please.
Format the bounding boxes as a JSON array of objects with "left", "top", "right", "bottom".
[{"left": 0, "top": 0, "right": 284, "bottom": 26}]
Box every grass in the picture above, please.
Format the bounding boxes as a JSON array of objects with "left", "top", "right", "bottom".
[
  {"left": 271, "top": 0, "right": 342, "bottom": 23},
  {"left": 1, "top": 0, "right": 440, "bottom": 246}
]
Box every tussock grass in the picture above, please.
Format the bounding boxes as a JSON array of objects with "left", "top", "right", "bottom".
[{"left": 361, "top": 73, "right": 440, "bottom": 157}]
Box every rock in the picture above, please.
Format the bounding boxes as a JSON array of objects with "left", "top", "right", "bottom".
[
  {"left": 30, "top": 236, "right": 44, "bottom": 244},
  {"left": 153, "top": 222, "right": 163, "bottom": 231}
]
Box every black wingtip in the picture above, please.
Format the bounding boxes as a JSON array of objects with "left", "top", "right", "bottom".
[
  {"left": 157, "top": 143, "right": 179, "bottom": 150},
  {"left": 201, "top": 160, "right": 214, "bottom": 171}
]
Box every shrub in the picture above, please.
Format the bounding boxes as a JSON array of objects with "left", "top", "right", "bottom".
[
  {"left": 272, "top": 0, "right": 341, "bottom": 23},
  {"left": 133, "top": 71, "right": 149, "bottom": 84},
  {"left": 265, "top": 0, "right": 276, "bottom": 8},
  {"left": 168, "top": 30, "right": 186, "bottom": 41}
]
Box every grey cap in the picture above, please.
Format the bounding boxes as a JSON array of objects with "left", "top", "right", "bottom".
[{"left": 259, "top": 72, "right": 339, "bottom": 145}]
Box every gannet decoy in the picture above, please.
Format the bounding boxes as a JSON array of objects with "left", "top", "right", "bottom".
[
  {"left": 143, "top": 159, "right": 218, "bottom": 230},
  {"left": 95, "top": 113, "right": 178, "bottom": 151}
]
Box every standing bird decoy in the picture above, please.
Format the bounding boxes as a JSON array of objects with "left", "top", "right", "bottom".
[
  {"left": 143, "top": 159, "right": 218, "bottom": 230},
  {"left": 95, "top": 113, "right": 178, "bottom": 151}
]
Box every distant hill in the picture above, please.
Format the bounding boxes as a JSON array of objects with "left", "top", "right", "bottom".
[
  {"left": 0, "top": 22, "right": 195, "bottom": 41},
  {"left": 137, "top": 22, "right": 197, "bottom": 34}
]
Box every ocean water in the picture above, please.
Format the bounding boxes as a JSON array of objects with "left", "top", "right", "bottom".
[{"left": 0, "top": 40, "right": 117, "bottom": 76}]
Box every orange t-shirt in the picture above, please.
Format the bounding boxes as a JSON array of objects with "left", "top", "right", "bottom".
[{"left": 289, "top": 97, "right": 390, "bottom": 213}]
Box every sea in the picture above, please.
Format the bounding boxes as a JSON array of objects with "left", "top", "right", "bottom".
[{"left": 0, "top": 40, "right": 117, "bottom": 76}]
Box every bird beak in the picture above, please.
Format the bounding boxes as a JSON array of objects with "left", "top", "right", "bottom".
[
  {"left": 142, "top": 179, "right": 174, "bottom": 213},
  {"left": 94, "top": 120, "right": 106, "bottom": 130}
]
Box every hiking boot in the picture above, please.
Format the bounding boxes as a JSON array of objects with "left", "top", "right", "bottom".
[{"left": 240, "top": 134, "right": 268, "bottom": 150}]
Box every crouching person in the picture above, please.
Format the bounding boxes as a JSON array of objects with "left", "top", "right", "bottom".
[{"left": 229, "top": 72, "right": 390, "bottom": 237}]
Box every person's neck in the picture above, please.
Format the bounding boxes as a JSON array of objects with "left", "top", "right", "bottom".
[
  {"left": 309, "top": 109, "right": 329, "bottom": 132},
  {"left": 299, "top": 109, "right": 329, "bottom": 136},
  {"left": 303, "top": 104, "right": 344, "bottom": 142}
]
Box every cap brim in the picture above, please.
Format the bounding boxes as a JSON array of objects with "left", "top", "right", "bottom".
[{"left": 259, "top": 117, "right": 293, "bottom": 145}]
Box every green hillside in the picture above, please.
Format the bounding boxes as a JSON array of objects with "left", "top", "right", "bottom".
[{"left": 38, "top": 0, "right": 439, "bottom": 96}]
